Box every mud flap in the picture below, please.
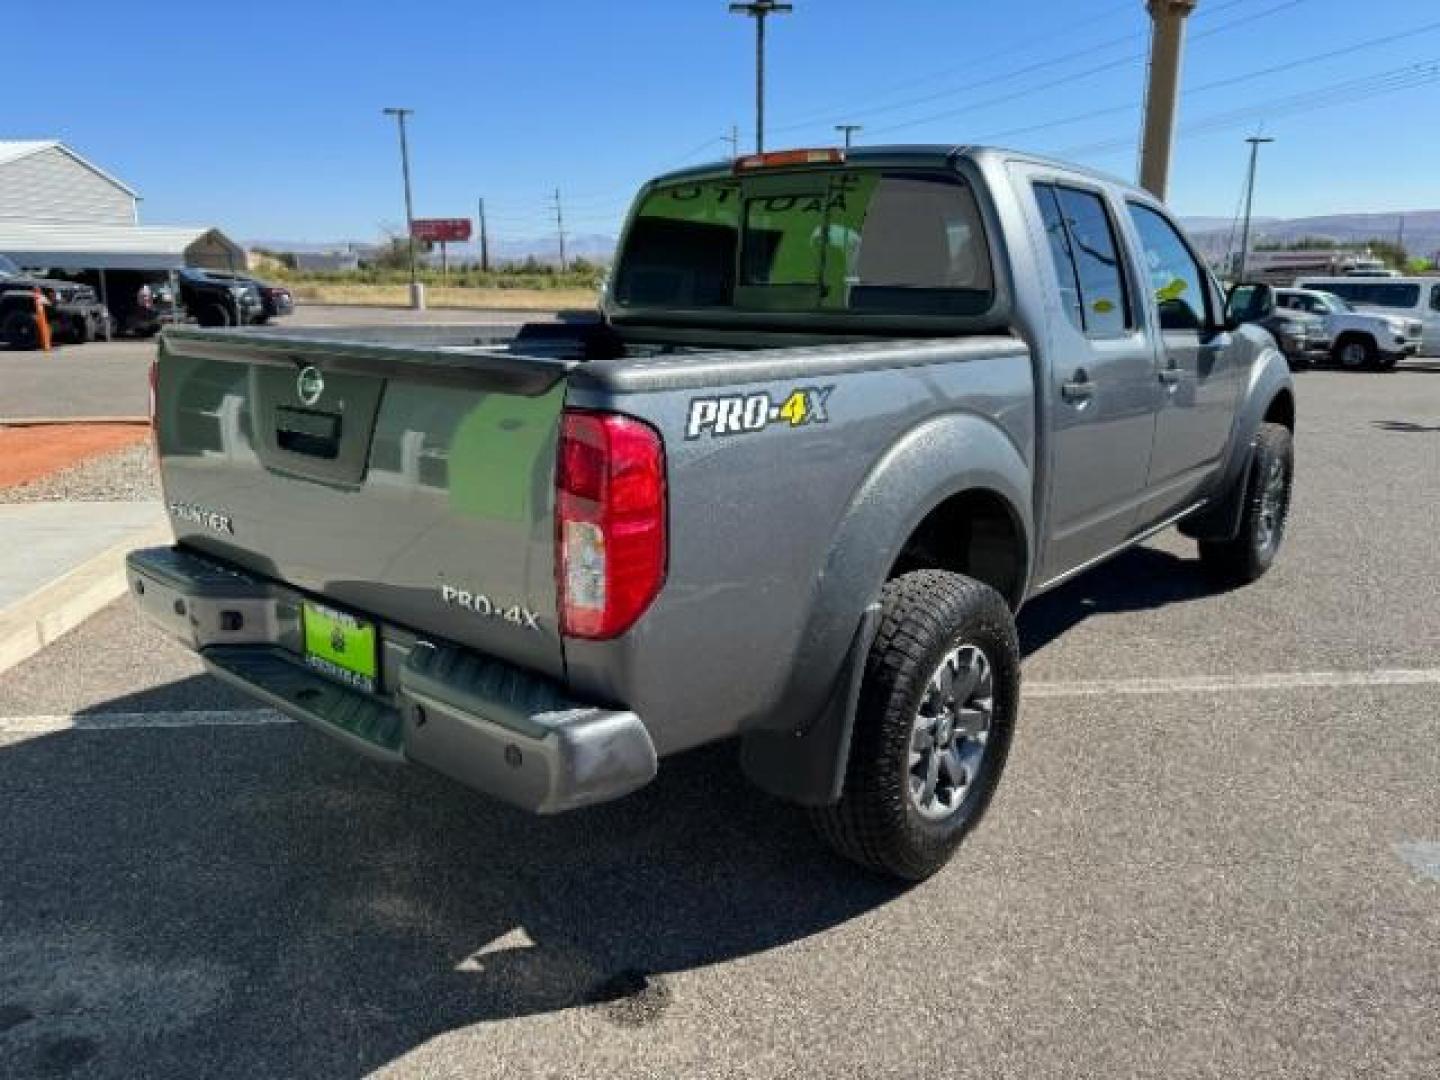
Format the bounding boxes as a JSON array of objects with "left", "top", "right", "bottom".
[{"left": 739, "top": 602, "right": 881, "bottom": 807}]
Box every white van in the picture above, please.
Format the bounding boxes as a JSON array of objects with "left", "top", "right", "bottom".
[{"left": 1295, "top": 276, "right": 1440, "bottom": 355}]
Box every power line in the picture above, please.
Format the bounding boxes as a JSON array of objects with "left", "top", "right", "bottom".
[
  {"left": 974, "top": 14, "right": 1440, "bottom": 145},
  {"left": 1058, "top": 59, "right": 1440, "bottom": 159},
  {"left": 864, "top": 0, "right": 1313, "bottom": 139},
  {"left": 770, "top": 0, "right": 1281, "bottom": 140}
]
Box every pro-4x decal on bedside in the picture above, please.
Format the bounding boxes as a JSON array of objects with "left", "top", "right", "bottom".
[{"left": 685, "top": 385, "right": 833, "bottom": 439}]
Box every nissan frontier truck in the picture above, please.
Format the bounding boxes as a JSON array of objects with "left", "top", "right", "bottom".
[{"left": 128, "top": 146, "right": 1296, "bottom": 880}]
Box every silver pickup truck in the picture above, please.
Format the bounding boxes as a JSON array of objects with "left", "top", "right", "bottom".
[{"left": 128, "top": 146, "right": 1295, "bottom": 880}]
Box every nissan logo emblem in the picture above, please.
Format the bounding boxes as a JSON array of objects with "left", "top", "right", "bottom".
[{"left": 296, "top": 366, "right": 325, "bottom": 405}]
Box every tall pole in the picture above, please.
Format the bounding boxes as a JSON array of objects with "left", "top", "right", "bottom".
[
  {"left": 729, "top": 1, "right": 793, "bottom": 153},
  {"left": 835, "top": 123, "right": 861, "bottom": 149},
  {"left": 553, "top": 188, "right": 567, "bottom": 272},
  {"left": 1236, "top": 136, "right": 1273, "bottom": 283},
  {"left": 478, "top": 197, "right": 490, "bottom": 272},
  {"left": 1138, "top": 0, "right": 1198, "bottom": 200},
  {"left": 382, "top": 106, "right": 422, "bottom": 308}
]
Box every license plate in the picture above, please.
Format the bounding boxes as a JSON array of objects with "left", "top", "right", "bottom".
[{"left": 301, "top": 602, "right": 378, "bottom": 693}]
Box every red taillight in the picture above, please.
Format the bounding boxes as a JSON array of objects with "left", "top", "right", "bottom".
[{"left": 556, "top": 409, "right": 667, "bottom": 639}]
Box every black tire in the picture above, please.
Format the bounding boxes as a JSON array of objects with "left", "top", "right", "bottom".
[
  {"left": 811, "top": 570, "right": 1020, "bottom": 881},
  {"left": 197, "top": 302, "right": 232, "bottom": 328},
  {"left": 1332, "top": 336, "right": 1376, "bottom": 370},
  {"left": 2, "top": 310, "right": 39, "bottom": 350},
  {"left": 1198, "top": 422, "right": 1293, "bottom": 587},
  {"left": 70, "top": 315, "right": 92, "bottom": 345},
  {"left": 1379, "top": 353, "right": 1399, "bottom": 371}
]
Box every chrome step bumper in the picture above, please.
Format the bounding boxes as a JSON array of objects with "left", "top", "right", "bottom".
[{"left": 125, "top": 545, "right": 657, "bottom": 814}]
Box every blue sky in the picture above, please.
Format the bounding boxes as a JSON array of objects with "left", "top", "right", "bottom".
[{"left": 9, "top": 0, "right": 1439, "bottom": 244}]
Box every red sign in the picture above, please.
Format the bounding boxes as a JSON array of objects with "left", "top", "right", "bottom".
[{"left": 411, "top": 218, "right": 472, "bottom": 243}]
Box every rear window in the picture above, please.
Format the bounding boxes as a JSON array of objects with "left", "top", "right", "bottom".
[
  {"left": 1301, "top": 280, "right": 1421, "bottom": 309},
  {"left": 614, "top": 170, "right": 993, "bottom": 317}
]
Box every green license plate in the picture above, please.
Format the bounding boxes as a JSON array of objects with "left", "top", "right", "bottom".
[{"left": 301, "top": 602, "right": 378, "bottom": 693}]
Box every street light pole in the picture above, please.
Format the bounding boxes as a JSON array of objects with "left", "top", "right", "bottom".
[
  {"left": 1236, "top": 135, "right": 1274, "bottom": 283},
  {"left": 382, "top": 106, "right": 422, "bottom": 309},
  {"left": 729, "top": 1, "right": 793, "bottom": 153},
  {"left": 835, "top": 123, "right": 862, "bottom": 149}
]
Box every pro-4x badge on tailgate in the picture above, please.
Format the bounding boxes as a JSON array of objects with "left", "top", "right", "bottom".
[{"left": 685, "top": 385, "right": 832, "bottom": 439}]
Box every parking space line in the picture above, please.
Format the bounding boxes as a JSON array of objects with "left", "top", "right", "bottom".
[
  {"left": 0, "top": 709, "right": 288, "bottom": 735},
  {"left": 1394, "top": 842, "right": 1440, "bottom": 883},
  {"left": 1025, "top": 668, "right": 1440, "bottom": 699}
]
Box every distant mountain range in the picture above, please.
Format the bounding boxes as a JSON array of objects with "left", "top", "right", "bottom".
[
  {"left": 245, "top": 234, "right": 619, "bottom": 266},
  {"left": 1182, "top": 211, "right": 1440, "bottom": 261},
  {"left": 249, "top": 208, "right": 1440, "bottom": 269}
]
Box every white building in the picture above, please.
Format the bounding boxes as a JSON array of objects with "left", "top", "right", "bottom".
[
  {"left": 0, "top": 140, "right": 140, "bottom": 225},
  {"left": 0, "top": 138, "right": 245, "bottom": 273}
]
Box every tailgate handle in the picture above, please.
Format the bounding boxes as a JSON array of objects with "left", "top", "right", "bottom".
[{"left": 275, "top": 406, "right": 342, "bottom": 460}]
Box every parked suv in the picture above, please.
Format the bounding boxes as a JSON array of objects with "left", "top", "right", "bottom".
[
  {"left": 1226, "top": 283, "right": 1321, "bottom": 369},
  {"left": 176, "top": 268, "right": 264, "bottom": 327},
  {"left": 203, "top": 271, "right": 294, "bottom": 324},
  {"left": 0, "top": 254, "right": 109, "bottom": 348},
  {"left": 1276, "top": 286, "right": 1419, "bottom": 369}
]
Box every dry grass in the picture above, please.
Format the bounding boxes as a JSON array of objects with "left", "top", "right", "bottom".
[{"left": 287, "top": 283, "right": 598, "bottom": 311}]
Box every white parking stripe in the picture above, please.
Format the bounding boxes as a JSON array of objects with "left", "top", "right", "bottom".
[
  {"left": 1394, "top": 842, "right": 1440, "bottom": 883},
  {"left": 0, "top": 709, "right": 288, "bottom": 735},
  {"left": 1024, "top": 668, "right": 1440, "bottom": 699},
  {"left": 0, "top": 667, "right": 1437, "bottom": 735}
]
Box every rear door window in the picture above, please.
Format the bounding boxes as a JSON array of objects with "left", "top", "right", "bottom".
[
  {"left": 1430, "top": 284, "right": 1440, "bottom": 312},
  {"left": 1033, "top": 183, "right": 1130, "bottom": 336}
]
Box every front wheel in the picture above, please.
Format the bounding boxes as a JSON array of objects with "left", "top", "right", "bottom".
[
  {"left": 1333, "top": 337, "right": 1376, "bottom": 369},
  {"left": 2, "top": 311, "right": 40, "bottom": 350},
  {"left": 811, "top": 570, "right": 1020, "bottom": 881},
  {"left": 1198, "top": 422, "right": 1293, "bottom": 587}
]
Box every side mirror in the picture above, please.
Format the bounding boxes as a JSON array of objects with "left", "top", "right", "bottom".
[{"left": 1225, "top": 282, "right": 1273, "bottom": 329}]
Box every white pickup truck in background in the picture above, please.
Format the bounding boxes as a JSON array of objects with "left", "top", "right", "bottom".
[{"left": 1275, "top": 286, "right": 1422, "bottom": 369}]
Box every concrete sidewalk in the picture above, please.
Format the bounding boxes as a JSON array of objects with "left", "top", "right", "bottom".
[{"left": 0, "top": 500, "right": 169, "bottom": 672}]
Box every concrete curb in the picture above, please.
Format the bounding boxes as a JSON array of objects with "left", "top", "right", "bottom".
[
  {"left": 0, "top": 522, "right": 170, "bottom": 676},
  {"left": 0, "top": 416, "right": 150, "bottom": 427}
]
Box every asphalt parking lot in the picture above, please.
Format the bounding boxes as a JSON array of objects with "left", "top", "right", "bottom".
[
  {"left": 0, "top": 305, "right": 564, "bottom": 420},
  {"left": 1, "top": 362, "right": 1438, "bottom": 1078}
]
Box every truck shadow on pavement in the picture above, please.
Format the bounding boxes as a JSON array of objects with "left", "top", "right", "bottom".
[
  {"left": 0, "top": 543, "right": 1230, "bottom": 1076},
  {"left": 0, "top": 712, "right": 901, "bottom": 1077},
  {"left": 1016, "top": 545, "right": 1224, "bottom": 658}
]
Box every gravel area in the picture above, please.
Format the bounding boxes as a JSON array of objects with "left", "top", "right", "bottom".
[{"left": 1, "top": 441, "right": 160, "bottom": 503}]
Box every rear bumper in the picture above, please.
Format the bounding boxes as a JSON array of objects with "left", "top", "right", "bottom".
[{"left": 125, "top": 545, "right": 656, "bottom": 813}]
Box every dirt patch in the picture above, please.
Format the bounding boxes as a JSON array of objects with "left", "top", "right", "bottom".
[{"left": 0, "top": 425, "right": 150, "bottom": 491}]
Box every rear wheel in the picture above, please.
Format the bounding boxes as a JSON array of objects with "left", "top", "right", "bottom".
[
  {"left": 1198, "top": 422, "right": 1293, "bottom": 587},
  {"left": 811, "top": 570, "right": 1020, "bottom": 881},
  {"left": 2, "top": 310, "right": 39, "bottom": 350}
]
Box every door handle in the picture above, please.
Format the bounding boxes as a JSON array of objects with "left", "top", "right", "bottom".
[
  {"left": 1158, "top": 366, "right": 1182, "bottom": 387},
  {"left": 1060, "top": 372, "right": 1094, "bottom": 404}
]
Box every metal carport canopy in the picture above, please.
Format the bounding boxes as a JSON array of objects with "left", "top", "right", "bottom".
[{"left": 0, "top": 221, "right": 245, "bottom": 271}]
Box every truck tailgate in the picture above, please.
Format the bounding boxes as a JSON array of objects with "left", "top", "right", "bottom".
[{"left": 153, "top": 328, "right": 575, "bottom": 678}]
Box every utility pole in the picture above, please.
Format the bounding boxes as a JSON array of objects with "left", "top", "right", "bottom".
[
  {"left": 835, "top": 123, "right": 862, "bottom": 149},
  {"left": 381, "top": 106, "right": 423, "bottom": 308},
  {"left": 725, "top": 124, "right": 741, "bottom": 160},
  {"left": 729, "top": 1, "right": 793, "bottom": 153},
  {"left": 1138, "top": 0, "right": 1198, "bottom": 200},
  {"left": 478, "top": 197, "right": 490, "bottom": 272},
  {"left": 552, "top": 188, "right": 567, "bottom": 272},
  {"left": 1236, "top": 135, "right": 1274, "bottom": 283}
]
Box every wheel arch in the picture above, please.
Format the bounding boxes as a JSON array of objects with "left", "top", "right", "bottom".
[{"left": 740, "top": 411, "right": 1033, "bottom": 806}]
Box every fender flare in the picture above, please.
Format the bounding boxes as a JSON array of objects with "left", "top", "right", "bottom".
[
  {"left": 741, "top": 411, "right": 1033, "bottom": 805},
  {"left": 1181, "top": 345, "right": 1295, "bottom": 543}
]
